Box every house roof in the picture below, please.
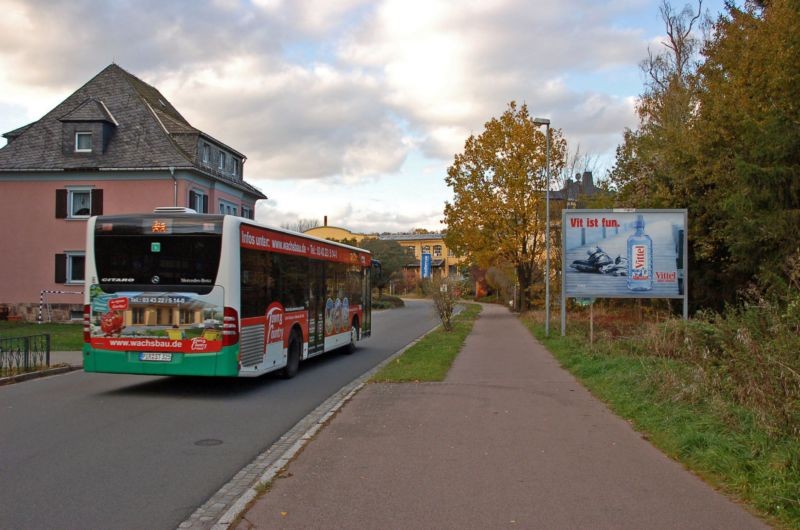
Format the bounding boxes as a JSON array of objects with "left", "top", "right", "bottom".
[
  {"left": 59, "top": 97, "right": 118, "bottom": 125},
  {"left": 0, "top": 64, "right": 265, "bottom": 200},
  {"left": 379, "top": 233, "right": 446, "bottom": 242}
]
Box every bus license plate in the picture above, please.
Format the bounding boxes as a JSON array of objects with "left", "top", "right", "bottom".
[{"left": 140, "top": 352, "right": 172, "bottom": 362}]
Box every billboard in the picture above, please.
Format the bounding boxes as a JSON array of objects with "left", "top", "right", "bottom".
[{"left": 562, "top": 209, "right": 687, "bottom": 299}]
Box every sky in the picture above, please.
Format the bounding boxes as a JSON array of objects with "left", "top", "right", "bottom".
[{"left": 0, "top": 0, "right": 729, "bottom": 233}]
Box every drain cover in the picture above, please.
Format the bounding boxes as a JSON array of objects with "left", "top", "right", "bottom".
[{"left": 194, "top": 439, "right": 223, "bottom": 447}]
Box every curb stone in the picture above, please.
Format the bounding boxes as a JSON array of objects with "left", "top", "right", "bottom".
[
  {"left": 0, "top": 365, "right": 79, "bottom": 386},
  {"left": 177, "top": 321, "right": 444, "bottom": 530}
]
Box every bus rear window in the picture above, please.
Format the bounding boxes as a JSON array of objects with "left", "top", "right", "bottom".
[{"left": 94, "top": 234, "right": 222, "bottom": 293}]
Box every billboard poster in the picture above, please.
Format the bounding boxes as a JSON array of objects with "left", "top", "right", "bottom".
[
  {"left": 421, "top": 253, "right": 432, "bottom": 279},
  {"left": 562, "top": 209, "right": 687, "bottom": 299}
]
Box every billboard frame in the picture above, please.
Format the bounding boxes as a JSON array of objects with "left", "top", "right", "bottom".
[{"left": 560, "top": 208, "right": 688, "bottom": 336}]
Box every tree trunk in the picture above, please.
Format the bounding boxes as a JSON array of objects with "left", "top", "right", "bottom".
[{"left": 517, "top": 263, "right": 532, "bottom": 311}]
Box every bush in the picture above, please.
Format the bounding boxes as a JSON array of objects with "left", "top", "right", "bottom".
[
  {"left": 430, "top": 276, "right": 460, "bottom": 331},
  {"left": 372, "top": 294, "right": 404, "bottom": 310},
  {"left": 582, "top": 285, "right": 800, "bottom": 437}
]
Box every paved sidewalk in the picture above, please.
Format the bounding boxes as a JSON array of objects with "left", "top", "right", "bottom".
[
  {"left": 236, "top": 303, "right": 767, "bottom": 529},
  {"left": 51, "top": 351, "right": 83, "bottom": 367}
]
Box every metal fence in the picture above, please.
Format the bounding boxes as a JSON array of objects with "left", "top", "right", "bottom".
[{"left": 0, "top": 334, "right": 51, "bottom": 377}]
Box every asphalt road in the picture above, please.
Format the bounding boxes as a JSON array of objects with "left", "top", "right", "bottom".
[{"left": 0, "top": 299, "right": 437, "bottom": 530}]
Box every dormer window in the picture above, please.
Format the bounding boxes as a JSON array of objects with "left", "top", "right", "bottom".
[
  {"left": 219, "top": 151, "right": 226, "bottom": 171},
  {"left": 202, "top": 144, "right": 210, "bottom": 164},
  {"left": 75, "top": 132, "right": 92, "bottom": 152},
  {"left": 232, "top": 159, "right": 238, "bottom": 177}
]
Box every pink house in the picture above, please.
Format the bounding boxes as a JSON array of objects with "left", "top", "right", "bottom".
[{"left": 0, "top": 64, "right": 266, "bottom": 321}]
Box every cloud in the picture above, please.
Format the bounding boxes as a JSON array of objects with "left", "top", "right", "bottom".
[
  {"left": 0, "top": 0, "right": 676, "bottom": 230},
  {"left": 338, "top": 0, "right": 649, "bottom": 160},
  {"left": 156, "top": 57, "right": 410, "bottom": 181}
]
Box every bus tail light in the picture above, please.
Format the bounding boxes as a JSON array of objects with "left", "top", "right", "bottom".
[
  {"left": 83, "top": 305, "right": 91, "bottom": 342},
  {"left": 222, "top": 307, "right": 239, "bottom": 346}
]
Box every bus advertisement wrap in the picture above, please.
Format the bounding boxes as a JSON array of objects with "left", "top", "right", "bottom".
[
  {"left": 240, "top": 225, "right": 370, "bottom": 267},
  {"left": 88, "top": 285, "right": 225, "bottom": 352},
  {"left": 563, "top": 209, "right": 687, "bottom": 299}
]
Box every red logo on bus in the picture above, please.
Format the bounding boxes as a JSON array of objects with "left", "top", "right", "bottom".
[
  {"left": 109, "top": 297, "right": 129, "bottom": 311},
  {"left": 266, "top": 302, "right": 284, "bottom": 345},
  {"left": 191, "top": 337, "right": 209, "bottom": 351}
]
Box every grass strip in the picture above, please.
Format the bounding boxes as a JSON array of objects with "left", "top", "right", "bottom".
[
  {"left": 522, "top": 317, "right": 799, "bottom": 529},
  {"left": 372, "top": 303, "right": 481, "bottom": 383},
  {"left": 0, "top": 321, "right": 84, "bottom": 351}
]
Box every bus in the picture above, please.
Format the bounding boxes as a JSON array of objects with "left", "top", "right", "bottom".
[{"left": 82, "top": 208, "right": 375, "bottom": 378}]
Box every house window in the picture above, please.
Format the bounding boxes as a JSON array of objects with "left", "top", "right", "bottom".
[
  {"left": 56, "top": 188, "right": 102, "bottom": 219},
  {"left": 422, "top": 245, "right": 431, "bottom": 254},
  {"left": 202, "top": 144, "right": 210, "bottom": 165},
  {"left": 407, "top": 246, "right": 416, "bottom": 256},
  {"left": 219, "top": 152, "right": 226, "bottom": 171},
  {"left": 241, "top": 206, "right": 252, "bottom": 219},
  {"left": 55, "top": 252, "right": 85, "bottom": 284},
  {"left": 232, "top": 159, "right": 239, "bottom": 177},
  {"left": 219, "top": 201, "right": 237, "bottom": 216},
  {"left": 67, "top": 253, "right": 85, "bottom": 283},
  {"left": 433, "top": 245, "right": 442, "bottom": 257},
  {"left": 189, "top": 190, "right": 208, "bottom": 213},
  {"left": 69, "top": 189, "right": 91, "bottom": 217},
  {"left": 75, "top": 132, "right": 92, "bottom": 152},
  {"left": 448, "top": 248, "right": 454, "bottom": 257}
]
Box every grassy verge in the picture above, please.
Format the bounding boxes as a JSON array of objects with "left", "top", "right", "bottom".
[
  {"left": 372, "top": 303, "right": 481, "bottom": 382},
  {"left": 522, "top": 315, "right": 799, "bottom": 528},
  {"left": 0, "top": 321, "right": 84, "bottom": 350}
]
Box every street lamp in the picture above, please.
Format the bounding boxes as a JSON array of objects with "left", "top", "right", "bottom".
[{"left": 533, "top": 117, "right": 551, "bottom": 337}]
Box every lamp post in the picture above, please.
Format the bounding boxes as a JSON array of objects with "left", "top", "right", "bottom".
[{"left": 533, "top": 117, "right": 551, "bottom": 337}]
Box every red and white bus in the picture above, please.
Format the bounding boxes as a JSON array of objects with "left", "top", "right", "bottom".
[{"left": 83, "top": 208, "right": 374, "bottom": 378}]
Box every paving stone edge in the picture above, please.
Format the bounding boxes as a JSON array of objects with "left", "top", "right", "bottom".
[{"left": 0, "top": 365, "right": 79, "bottom": 386}]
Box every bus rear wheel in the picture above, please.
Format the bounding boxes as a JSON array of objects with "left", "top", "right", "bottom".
[{"left": 281, "top": 332, "right": 301, "bottom": 379}]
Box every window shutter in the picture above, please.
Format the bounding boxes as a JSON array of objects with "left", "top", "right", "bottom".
[
  {"left": 90, "top": 189, "right": 103, "bottom": 215},
  {"left": 55, "top": 189, "right": 67, "bottom": 218},
  {"left": 55, "top": 254, "right": 67, "bottom": 283},
  {"left": 202, "top": 195, "right": 209, "bottom": 213},
  {"left": 189, "top": 190, "right": 197, "bottom": 209}
]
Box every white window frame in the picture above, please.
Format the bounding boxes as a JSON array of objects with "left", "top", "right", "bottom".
[
  {"left": 218, "top": 151, "right": 226, "bottom": 171},
  {"left": 202, "top": 143, "right": 210, "bottom": 164},
  {"left": 66, "top": 252, "right": 85, "bottom": 284},
  {"left": 75, "top": 132, "right": 92, "bottom": 153},
  {"left": 68, "top": 188, "right": 92, "bottom": 218},
  {"left": 232, "top": 159, "right": 239, "bottom": 177},
  {"left": 433, "top": 245, "right": 443, "bottom": 257}
]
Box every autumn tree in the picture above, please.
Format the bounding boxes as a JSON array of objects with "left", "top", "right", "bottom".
[
  {"left": 608, "top": 0, "right": 705, "bottom": 207},
  {"left": 443, "top": 101, "right": 566, "bottom": 311}
]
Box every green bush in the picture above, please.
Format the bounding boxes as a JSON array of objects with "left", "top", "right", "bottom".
[{"left": 371, "top": 294, "right": 404, "bottom": 310}]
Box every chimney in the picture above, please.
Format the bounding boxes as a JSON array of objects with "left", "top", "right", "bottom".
[
  {"left": 582, "top": 171, "right": 594, "bottom": 193},
  {"left": 324, "top": 215, "right": 328, "bottom": 227}
]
